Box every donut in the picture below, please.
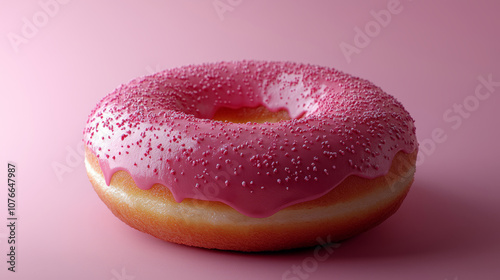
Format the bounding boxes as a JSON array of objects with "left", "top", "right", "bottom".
[{"left": 84, "top": 61, "right": 418, "bottom": 252}]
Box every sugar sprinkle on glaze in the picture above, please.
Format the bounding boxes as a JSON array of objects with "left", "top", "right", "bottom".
[{"left": 83, "top": 61, "right": 417, "bottom": 218}]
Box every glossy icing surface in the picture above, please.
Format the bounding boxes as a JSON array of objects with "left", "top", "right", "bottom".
[{"left": 83, "top": 61, "right": 417, "bottom": 218}]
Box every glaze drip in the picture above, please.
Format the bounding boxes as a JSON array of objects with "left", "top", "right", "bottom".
[{"left": 83, "top": 61, "right": 417, "bottom": 218}]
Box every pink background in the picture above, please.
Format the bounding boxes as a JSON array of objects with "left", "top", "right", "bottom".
[{"left": 1, "top": 0, "right": 499, "bottom": 279}]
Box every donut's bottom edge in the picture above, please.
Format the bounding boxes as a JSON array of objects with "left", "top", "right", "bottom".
[{"left": 85, "top": 146, "right": 416, "bottom": 252}]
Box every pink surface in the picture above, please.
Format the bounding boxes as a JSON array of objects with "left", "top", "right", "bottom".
[{"left": 1, "top": 0, "right": 499, "bottom": 279}]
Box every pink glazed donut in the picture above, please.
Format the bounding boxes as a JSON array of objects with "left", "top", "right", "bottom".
[{"left": 84, "top": 61, "right": 418, "bottom": 251}]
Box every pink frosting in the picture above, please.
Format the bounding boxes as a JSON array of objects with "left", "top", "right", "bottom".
[{"left": 83, "top": 61, "right": 417, "bottom": 218}]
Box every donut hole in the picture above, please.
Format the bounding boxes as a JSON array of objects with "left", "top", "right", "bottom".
[{"left": 212, "top": 105, "right": 292, "bottom": 123}]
